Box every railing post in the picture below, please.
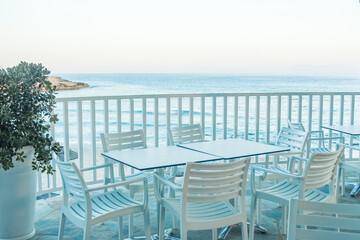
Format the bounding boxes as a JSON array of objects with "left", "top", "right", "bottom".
[
  {"left": 223, "top": 96, "right": 227, "bottom": 139},
  {"left": 212, "top": 96, "right": 217, "bottom": 140},
  {"left": 234, "top": 96, "right": 239, "bottom": 138}
]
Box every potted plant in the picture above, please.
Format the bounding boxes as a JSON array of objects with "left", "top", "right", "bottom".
[{"left": 0, "top": 62, "right": 61, "bottom": 239}]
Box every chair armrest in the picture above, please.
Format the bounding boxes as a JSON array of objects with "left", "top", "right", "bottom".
[
  {"left": 153, "top": 172, "right": 182, "bottom": 191},
  {"left": 309, "top": 130, "right": 323, "bottom": 134},
  {"left": 250, "top": 166, "right": 303, "bottom": 195},
  {"left": 80, "top": 163, "right": 113, "bottom": 172},
  {"left": 153, "top": 172, "right": 182, "bottom": 202},
  {"left": 308, "top": 136, "right": 344, "bottom": 142},
  {"left": 337, "top": 143, "right": 360, "bottom": 151},
  {"left": 250, "top": 165, "right": 303, "bottom": 179},
  {"left": 86, "top": 176, "right": 148, "bottom": 207},
  {"left": 288, "top": 156, "right": 308, "bottom": 174},
  {"left": 85, "top": 176, "right": 147, "bottom": 193},
  {"left": 81, "top": 163, "right": 115, "bottom": 183}
]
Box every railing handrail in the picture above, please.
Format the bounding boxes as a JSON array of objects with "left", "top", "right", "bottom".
[{"left": 55, "top": 91, "right": 360, "bottom": 101}]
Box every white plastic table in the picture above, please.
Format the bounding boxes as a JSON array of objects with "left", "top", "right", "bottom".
[
  {"left": 322, "top": 124, "right": 360, "bottom": 136},
  {"left": 178, "top": 138, "right": 290, "bottom": 160},
  {"left": 101, "top": 145, "right": 222, "bottom": 171},
  {"left": 322, "top": 124, "right": 360, "bottom": 197}
]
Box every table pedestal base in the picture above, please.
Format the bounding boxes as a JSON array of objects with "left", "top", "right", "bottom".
[
  {"left": 350, "top": 183, "right": 360, "bottom": 197},
  {"left": 124, "top": 235, "right": 180, "bottom": 240},
  {"left": 218, "top": 223, "right": 267, "bottom": 240}
]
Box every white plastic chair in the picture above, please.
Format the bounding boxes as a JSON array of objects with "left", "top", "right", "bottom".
[
  {"left": 154, "top": 158, "right": 251, "bottom": 240},
  {"left": 287, "top": 120, "right": 344, "bottom": 157},
  {"left": 168, "top": 123, "right": 205, "bottom": 146},
  {"left": 287, "top": 199, "right": 360, "bottom": 240},
  {"left": 101, "top": 130, "right": 154, "bottom": 237},
  {"left": 249, "top": 147, "right": 344, "bottom": 240},
  {"left": 252, "top": 127, "right": 308, "bottom": 223},
  {"left": 271, "top": 126, "right": 309, "bottom": 164},
  {"left": 253, "top": 127, "right": 309, "bottom": 180},
  {"left": 55, "top": 159, "right": 151, "bottom": 240},
  {"left": 101, "top": 130, "right": 152, "bottom": 190},
  {"left": 167, "top": 124, "right": 205, "bottom": 178}
]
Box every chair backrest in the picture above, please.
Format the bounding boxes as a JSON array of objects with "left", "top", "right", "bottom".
[
  {"left": 287, "top": 120, "right": 306, "bottom": 132},
  {"left": 275, "top": 127, "right": 309, "bottom": 154},
  {"left": 288, "top": 199, "right": 360, "bottom": 240},
  {"left": 101, "top": 130, "right": 147, "bottom": 180},
  {"left": 101, "top": 130, "right": 147, "bottom": 152},
  {"left": 182, "top": 157, "right": 251, "bottom": 206},
  {"left": 55, "top": 160, "right": 87, "bottom": 203},
  {"left": 302, "top": 147, "right": 344, "bottom": 192},
  {"left": 168, "top": 124, "right": 204, "bottom": 145},
  {"left": 288, "top": 120, "right": 327, "bottom": 150}
]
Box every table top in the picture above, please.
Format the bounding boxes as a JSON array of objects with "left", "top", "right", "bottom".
[
  {"left": 178, "top": 138, "right": 290, "bottom": 159},
  {"left": 322, "top": 125, "right": 360, "bottom": 136},
  {"left": 101, "top": 145, "right": 222, "bottom": 171}
]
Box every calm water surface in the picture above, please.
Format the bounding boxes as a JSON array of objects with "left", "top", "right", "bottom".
[{"left": 55, "top": 73, "right": 360, "bottom": 98}]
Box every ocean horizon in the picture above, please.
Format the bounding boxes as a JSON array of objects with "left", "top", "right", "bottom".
[{"left": 55, "top": 73, "right": 360, "bottom": 98}]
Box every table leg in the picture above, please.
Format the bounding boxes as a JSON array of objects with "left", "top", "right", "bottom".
[
  {"left": 218, "top": 223, "right": 267, "bottom": 240},
  {"left": 350, "top": 183, "right": 360, "bottom": 197},
  {"left": 154, "top": 168, "right": 181, "bottom": 240}
]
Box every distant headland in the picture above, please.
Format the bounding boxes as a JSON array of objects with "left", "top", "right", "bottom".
[{"left": 47, "top": 76, "right": 89, "bottom": 91}]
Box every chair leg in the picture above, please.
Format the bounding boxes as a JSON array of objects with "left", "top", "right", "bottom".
[
  {"left": 128, "top": 215, "right": 134, "bottom": 238},
  {"left": 249, "top": 195, "right": 257, "bottom": 240},
  {"left": 281, "top": 205, "right": 287, "bottom": 235},
  {"left": 167, "top": 187, "right": 179, "bottom": 229},
  {"left": 144, "top": 209, "right": 152, "bottom": 240},
  {"left": 118, "top": 217, "right": 124, "bottom": 240},
  {"left": 83, "top": 223, "right": 91, "bottom": 240},
  {"left": 129, "top": 191, "right": 135, "bottom": 238},
  {"left": 341, "top": 168, "right": 345, "bottom": 196},
  {"left": 256, "top": 179, "right": 263, "bottom": 224},
  {"left": 159, "top": 206, "right": 166, "bottom": 240},
  {"left": 211, "top": 229, "right": 217, "bottom": 240},
  {"left": 241, "top": 221, "right": 249, "bottom": 240},
  {"left": 58, "top": 213, "right": 66, "bottom": 240},
  {"left": 157, "top": 202, "right": 160, "bottom": 235},
  {"left": 171, "top": 215, "right": 178, "bottom": 229},
  {"left": 180, "top": 224, "right": 187, "bottom": 240}
]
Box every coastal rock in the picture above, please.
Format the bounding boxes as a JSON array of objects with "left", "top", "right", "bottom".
[{"left": 47, "top": 76, "right": 89, "bottom": 91}]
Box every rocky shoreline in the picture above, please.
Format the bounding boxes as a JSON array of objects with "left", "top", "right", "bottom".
[{"left": 47, "top": 76, "right": 89, "bottom": 91}]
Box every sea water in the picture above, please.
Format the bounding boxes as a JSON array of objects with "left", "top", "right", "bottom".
[
  {"left": 55, "top": 73, "right": 360, "bottom": 98},
  {"left": 53, "top": 73, "right": 360, "bottom": 147}
]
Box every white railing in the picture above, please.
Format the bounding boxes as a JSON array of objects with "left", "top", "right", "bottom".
[{"left": 37, "top": 92, "right": 360, "bottom": 195}]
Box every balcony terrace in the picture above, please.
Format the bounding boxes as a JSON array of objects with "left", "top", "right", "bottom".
[{"left": 31, "top": 91, "right": 360, "bottom": 239}]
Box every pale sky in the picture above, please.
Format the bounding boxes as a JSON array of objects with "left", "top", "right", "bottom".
[{"left": 0, "top": 0, "right": 359, "bottom": 74}]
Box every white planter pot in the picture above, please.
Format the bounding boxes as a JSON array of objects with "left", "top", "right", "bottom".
[{"left": 0, "top": 146, "right": 36, "bottom": 240}]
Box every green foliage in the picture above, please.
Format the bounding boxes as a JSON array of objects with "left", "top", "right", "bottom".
[{"left": 0, "top": 62, "right": 61, "bottom": 174}]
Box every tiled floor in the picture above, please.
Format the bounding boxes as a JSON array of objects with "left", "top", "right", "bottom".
[{"left": 31, "top": 185, "right": 360, "bottom": 240}]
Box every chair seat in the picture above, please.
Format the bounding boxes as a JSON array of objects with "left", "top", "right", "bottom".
[
  {"left": 162, "top": 198, "right": 241, "bottom": 228},
  {"left": 68, "top": 190, "right": 143, "bottom": 224},
  {"left": 257, "top": 181, "right": 330, "bottom": 205}
]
